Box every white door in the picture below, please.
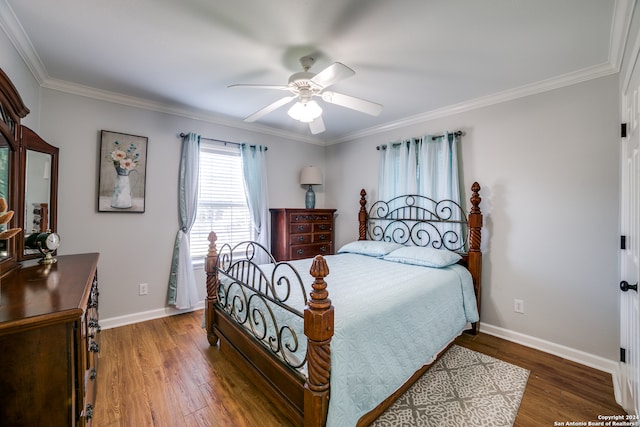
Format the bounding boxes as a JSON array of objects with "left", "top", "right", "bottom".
[{"left": 619, "top": 57, "right": 640, "bottom": 415}]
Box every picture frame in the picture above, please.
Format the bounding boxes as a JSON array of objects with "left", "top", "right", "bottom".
[{"left": 98, "top": 130, "right": 148, "bottom": 213}]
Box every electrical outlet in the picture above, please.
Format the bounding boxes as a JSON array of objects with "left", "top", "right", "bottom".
[
  {"left": 139, "top": 283, "right": 148, "bottom": 295},
  {"left": 514, "top": 299, "right": 524, "bottom": 314}
]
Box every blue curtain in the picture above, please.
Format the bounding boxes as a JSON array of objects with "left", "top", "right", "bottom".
[
  {"left": 377, "top": 139, "right": 418, "bottom": 201},
  {"left": 241, "top": 144, "right": 270, "bottom": 264},
  {"left": 417, "top": 132, "right": 460, "bottom": 205},
  {"left": 418, "top": 133, "right": 462, "bottom": 246},
  {"left": 168, "top": 132, "right": 200, "bottom": 308},
  {"left": 378, "top": 132, "right": 462, "bottom": 249}
]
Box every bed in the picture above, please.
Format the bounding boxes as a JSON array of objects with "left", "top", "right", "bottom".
[{"left": 204, "top": 182, "right": 483, "bottom": 427}]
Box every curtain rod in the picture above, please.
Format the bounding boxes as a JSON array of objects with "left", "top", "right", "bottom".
[
  {"left": 178, "top": 133, "right": 267, "bottom": 150},
  {"left": 376, "top": 130, "right": 465, "bottom": 150},
  {"left": 432, "top": 130, "right": 464, "bottom": 140}
]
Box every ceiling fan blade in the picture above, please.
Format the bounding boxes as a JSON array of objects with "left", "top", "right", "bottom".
[
  {"left": 228, "top": 84, "right": 290, "bottom": 90},
  {"left": 244, "top": 96, "right": 296, "bottom": 122},
  {"left": 309, "top": 116, "right": 325, "bottom": 134},
  {"left": 321, "top": 91, "right": 383, "bottom": 116},
  {"left": 310, "top": 62, "right": 355, "bottom": 89}
]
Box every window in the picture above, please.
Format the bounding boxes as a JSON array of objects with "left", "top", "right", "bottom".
[{"left": 189, "top": 142, "right": 253, "bottom": 260}]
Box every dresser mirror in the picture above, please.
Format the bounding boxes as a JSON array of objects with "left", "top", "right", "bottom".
[
  {"left": 0, "top": 69, "right": 26, "bottom": 276},
  {"left": 0, "top": 137, "right": 13, "bottom": 260},
  {"left": 19, "top": 126, "right": 58, "bottom": 260},
  {"left": 0, "top": 67, "right": 59, "bottom": 270}
]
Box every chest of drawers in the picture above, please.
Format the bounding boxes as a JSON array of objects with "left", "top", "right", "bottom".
[
  {"left": 0, "top": 253, "right": 100, "bottom": 426},
  {"left": 270, "top": 208, "right": 336, "bottom": 261}
]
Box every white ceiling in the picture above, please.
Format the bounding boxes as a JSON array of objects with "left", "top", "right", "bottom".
[{"left": 0, "top": 0, "right": 629, "bottom": 144}]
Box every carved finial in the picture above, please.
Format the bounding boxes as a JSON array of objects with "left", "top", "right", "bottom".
[
  {"left": 358, "top": 189, "right": 368, "bottom": 241},
  {"left": 470, "top": 182, "right": 481, "bottom": 214},
  {"left": 207, "top": 231, "right": 218, "bottom": 255},
  {"left": 309, "top": 256, "right": 330, "bottom": 309},
  {"left": 468, "top": 182, "right": 483, "bottom": 253}
]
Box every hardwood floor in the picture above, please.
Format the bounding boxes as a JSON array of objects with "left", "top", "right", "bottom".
[
  {"left": 94, "top": 310, "right": 625, "bottom": 426},
  {"left": 455, "top": 332, "right": 626, "bottom": 426}
]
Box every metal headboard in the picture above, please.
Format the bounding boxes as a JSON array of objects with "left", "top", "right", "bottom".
[{"left": 366, "top": 194, "right": 468, "bottom": 252}]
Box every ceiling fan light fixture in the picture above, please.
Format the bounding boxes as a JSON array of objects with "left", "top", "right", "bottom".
[{"left": 288, "top": 100, "right": 322, "bottom": 123}]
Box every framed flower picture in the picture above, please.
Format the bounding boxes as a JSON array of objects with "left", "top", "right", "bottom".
[{"left": 98, "top": 130, "right": 148, "bottom": 213}]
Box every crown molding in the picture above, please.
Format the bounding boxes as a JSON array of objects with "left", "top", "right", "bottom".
[
  {"left": 328, "top": 61, "right": 618, "bottom": 145},
  {"left": 38, "top": 59, "right": 618, "bottom": 148},
  {"left": 609, "top": 0, "right": 635, "bottom": 72},
  {"left": 0, "top": 0, "right": 47, "bottom": 85},
  {"left": 41, "top": 77, "right": 325, "bottom": 145},
  {"left": 0, "top": 0, "right": 626, "bottom": 147}
]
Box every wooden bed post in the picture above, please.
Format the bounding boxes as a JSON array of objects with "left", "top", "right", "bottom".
[
  {"left": 467, "top": 182, "right": 483, "bottom": 334},
  {"left": 358, "top": 189, "right": 367, "bottom": 240},
  {"left": 205, "top": 231, "right": 220, "bottom": 346},
  {"left": 304, "top": 255, "right": 334, "bottom": 427}
]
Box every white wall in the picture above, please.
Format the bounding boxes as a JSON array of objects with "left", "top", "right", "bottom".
[
  {"left": 326, "top": 75, "right": 620, "bottom": 361},
  {"left": 32, "top": 89, "right": 326, "bottom": 320}
]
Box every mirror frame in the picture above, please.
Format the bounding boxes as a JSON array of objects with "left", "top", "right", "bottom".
[
  {"left": 0, "top": 68, "right": 29, "bottom": 276},
  {"left": 18, "top": 126, "right": 58, "bottom": 261}
]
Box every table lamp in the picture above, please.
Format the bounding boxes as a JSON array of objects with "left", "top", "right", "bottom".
[{"left": 300, "top": 166, "right": 322, "bottom": 209}]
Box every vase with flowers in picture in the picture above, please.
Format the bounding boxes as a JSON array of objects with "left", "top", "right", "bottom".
[{"left": 110, "top": 141, "right": 139, "bottom": 209}]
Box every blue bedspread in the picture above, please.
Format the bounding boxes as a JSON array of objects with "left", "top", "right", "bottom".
[{"left": 219, "top": 253, "right": 479, "bottom": 426}]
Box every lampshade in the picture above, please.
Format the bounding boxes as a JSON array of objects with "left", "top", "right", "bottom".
[
  {"left": 300, "top": 166, "right": 322, "bottom": 185},
  {"left": 288, "top": 100, "right": 322, "bottom": 123}
]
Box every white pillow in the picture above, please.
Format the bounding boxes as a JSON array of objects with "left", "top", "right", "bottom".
[
  {"left": 382, "top": 246, "right": 461, "bottom": 268},
  {"left": 337, "top": 240, "right": 404, "bottom": 257}
]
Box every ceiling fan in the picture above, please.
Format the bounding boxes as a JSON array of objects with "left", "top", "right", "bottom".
[{"left": 229, "top": 55, "right": 383, "bottom": 134}]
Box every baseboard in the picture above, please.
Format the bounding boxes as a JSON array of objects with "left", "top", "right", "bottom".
[
  {"left": 100, "top": 308, "right": 618, "bottom": 377},
  {"left": 100, "top": 301, "right": 205, "bottom": 330},
  {"left": 480, "top": 322, "right": 619, "bottom": 376}
]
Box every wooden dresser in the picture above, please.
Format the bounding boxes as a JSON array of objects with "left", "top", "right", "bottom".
[
  {"left": 0, "top": 253, "right": 100, "bottom": 427},
  {"left": 270, "top": 208, "right": 336, "bottom": 261}
]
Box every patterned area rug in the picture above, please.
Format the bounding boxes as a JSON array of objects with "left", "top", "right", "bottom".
[{"left": 372, "top": 345, "right": 530, "bottom": 427}]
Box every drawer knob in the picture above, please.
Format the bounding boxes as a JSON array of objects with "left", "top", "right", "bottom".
[
  {"left": 88, "top": 319, "right": 101, "bottom": 332},
  {"left": 298, "top": 236, "right": 305, "bottom": 241},
  {"left": 320, "top": 246, "right": 327, "bottom": 253},
  {"left": 298, "top": 225, "right": 305, "bottom": 231},
  {"left": 319, "top": 235, "right": 326, "bottom": 240},
  {"left": 318, "top": 225, "right": 327, "bottom": 230},
  {"left": 85, "top": 403, "right": 94, "bottom": 420},
  {"left": 297, "top": 249, "right": 304, "bottom": 255}
]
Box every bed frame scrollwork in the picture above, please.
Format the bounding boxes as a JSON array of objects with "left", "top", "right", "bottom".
[{"left": 208, "top": 240, "right": 310, "bottom": 370}]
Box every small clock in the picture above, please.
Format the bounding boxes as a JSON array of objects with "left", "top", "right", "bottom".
[{"left": 25, "top": 231, "right": 60, "bottom": 264}]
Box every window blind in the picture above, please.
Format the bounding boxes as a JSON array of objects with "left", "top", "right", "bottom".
[{"left": 189, "top": 142, "right": 253, "bottom": 259}]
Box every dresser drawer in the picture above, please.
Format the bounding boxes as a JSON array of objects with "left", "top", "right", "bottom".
[
  {"left": 313, "top": 222, "right": 332, "bottom": 232},
  {"left": 289, "top": 230, "right": 330, "bottom": 245},
  {"left": 290, "top": 234, "right": 312, "bottom": 244},
  {"left": 289, "top": 212, "right": 333, "bottom": 222},
  {"left": 314, "top": 232, "right": 331, "bottom": 243},
  {"left": 290, "top": 243, "right": 332, "bottom": 260},
  {"left": 289, "top": 223, "right": 312, "bottom": 234}
]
